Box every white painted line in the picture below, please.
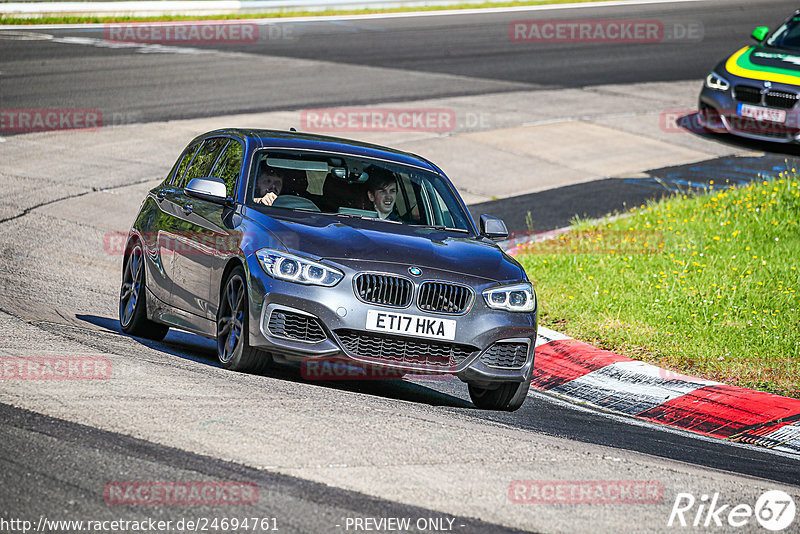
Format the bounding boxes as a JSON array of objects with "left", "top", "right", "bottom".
[
  {"left": 534, "top": 326, "right": 571, "bottom": 347},
  {"left": 55, "top": 35, "right": 214, "bottom": 53},
  {"left": 0, "top": 0, "right": 711, "bottom": 30},
  {"left": 0, "top": 0, "right": 237, "bottom": 15},
  {"left": 0, "top": 31, "right": 218, "bottom": 54},
  {"left": 522, "top": 111, "right": 646, "bottom": 128},
  {"left": 551, "top": 360, "right": 719, "bottom": 415},
  {"left": 0, "top": 30, "right": 54, "bottom": 40}
]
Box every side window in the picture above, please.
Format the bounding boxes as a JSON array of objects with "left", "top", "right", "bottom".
[
  {"left": 210, "top": 140, "right": 243, "bottom": 198},
  {"left": 168, "top": 143, "right": 200, "bottom": 186},
  {"left": 306, "top": 170, "right": 326, "bottom": 196},
  {"left": 177, "top": 137, "right": 228, "bottom": 189},
  {"left": 429, "top": 179, "right": 468, "bottom": 230},
  {"left": 430, "top": 187, "right": 455, "bottom": 228},
  {"left": 396, "top": 175, "right": 422, "bottom": 223}
]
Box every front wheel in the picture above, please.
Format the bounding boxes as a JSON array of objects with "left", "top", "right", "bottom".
[
  {"left": 119, "top": 241, "right": 169, "bottom": 341},
  {"left": 216, "top": 267, "right": 270, "bottom": 373},
  {"left": 468, "top": 375, "right": 531, "bottom": 412}
]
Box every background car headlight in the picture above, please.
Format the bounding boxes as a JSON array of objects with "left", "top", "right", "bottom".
[
  {"left": 257, "top": 249, "right": 343, "bottom": 286},
  {"left": 482, "top": 283, "right": 536, "bottom": 312},
  {"left": 705, "top": 72, "right": 730, "bottom": 92}
]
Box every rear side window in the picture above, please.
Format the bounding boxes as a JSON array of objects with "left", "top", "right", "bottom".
[
  {"left": 177, "top": 137, "right": 228, "bottom": 189},
  {"left": 211, "top": 140, "right": 243, "bottom": 198},
  {"left": 169, "top": 143, "right": 200, "bottom": 186}
]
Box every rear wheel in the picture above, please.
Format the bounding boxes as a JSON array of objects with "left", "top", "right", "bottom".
[
  {"left": 217, "top": 267, "right": 270, "bottom": 373},
  {"left": 468, "top": 372, "right": 531, "bottom": 412},
  {"left": 119, "top": 241, "right": 169, "bottom": 341}
]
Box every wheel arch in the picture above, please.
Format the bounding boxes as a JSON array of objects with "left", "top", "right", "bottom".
[
  {"left": 121, "top": 232, "right": 141, "bottom": 277},
  {"left": 218, "top": 257, "right": 248, "bottom": 300}
]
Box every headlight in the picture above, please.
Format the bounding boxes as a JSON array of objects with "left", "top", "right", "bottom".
[
  {"left": 482, "top": 282, "right": 536, "bottom": 312},
  {"left": 705, "top": 72, "right": 730, "bottom": 92},
  {"left": 256, "top": 249, "right": 343, "bottom": 287}
]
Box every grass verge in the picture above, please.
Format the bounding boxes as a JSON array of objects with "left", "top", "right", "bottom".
[
  {"left": 1, "top": 0, "right": 632, "bottom": 25},
  {"left": 517, "top": 173, "right": 800, "bottom": 399}
]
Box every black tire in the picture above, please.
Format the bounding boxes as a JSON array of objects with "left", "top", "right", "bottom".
[
  {"left": 468, "top": 371, "right": 531, "bottom": 412},
  {"left": 216, "top": 266, "right": 271, "bottom": 373},
  {"left": 119, "top": 241, "right": 169, "bottom": 341}
]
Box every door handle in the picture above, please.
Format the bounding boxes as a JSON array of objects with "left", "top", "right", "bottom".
[{"left": 182, "top": 203, "right": 193, "bottom": 215}]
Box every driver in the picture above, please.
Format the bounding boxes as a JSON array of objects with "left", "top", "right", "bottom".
[
  {"left": 365, "top": 166, "right": 402, "bottom": 221},
  {"left": 254, "top": 165, "right": 283, "bottom": 206}
]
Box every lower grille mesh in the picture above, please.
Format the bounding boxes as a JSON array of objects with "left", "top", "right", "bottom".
[
  {"left": 480, "top": 342, "right": 529, "bottom": 369},
  {"left": 268, "top": 310, "right": 327, "bottom": 342},
  {"left": 335, "top": 329, "right": 475, "bottom": 369}
]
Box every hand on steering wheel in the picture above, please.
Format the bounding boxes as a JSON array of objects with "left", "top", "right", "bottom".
[{"left": 255, "top": 192, "right": 278, "bottom": 206}]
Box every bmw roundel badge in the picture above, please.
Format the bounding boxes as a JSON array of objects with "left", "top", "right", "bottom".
[{"left": 408, "top": 266, "right": 422, "bottom": 276}]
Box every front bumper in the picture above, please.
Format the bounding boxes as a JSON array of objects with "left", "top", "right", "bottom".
[
  {"left": 243, "top": 255, "right": 537, "bottom": 385},
  {"left": 699, "top": 80, "right": 800, "bottom": 143}
]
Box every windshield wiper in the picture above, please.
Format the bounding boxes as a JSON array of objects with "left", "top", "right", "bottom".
[
  {"left": 322, "top": 211, "right": 365, "bottom": 219},
  {"left": 411, "top": 224, "right": 469, "bottom": 233},
  {"left": 327, "top": 212, "right": 402, "bottom": 224}
]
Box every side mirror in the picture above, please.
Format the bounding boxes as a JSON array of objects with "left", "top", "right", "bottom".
[
  {"left": 480, "top": 214, "right": 508, "bottom": 240},
  {"left": 751, "top": 26, "right": 769, "bottom": 42},
  {"left": 185, "top": 177, "right": 229, "bottom": 204}
]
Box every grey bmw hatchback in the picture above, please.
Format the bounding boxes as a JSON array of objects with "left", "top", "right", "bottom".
[{"left": 119, "top": 129, "right": 538, "bottom": 410}]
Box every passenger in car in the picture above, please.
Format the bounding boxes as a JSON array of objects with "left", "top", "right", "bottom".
[
  {"left": 254, "top": 165, "right": 283, "bottom": 206},
  {"left": 365, "top": 166, "right": 402, "bottom": 222}
]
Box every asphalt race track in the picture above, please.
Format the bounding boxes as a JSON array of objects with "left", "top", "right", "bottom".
[
  {"left": 1, "top": 0, "right": 800, "bottom": 532},
  {"left": 1, "top": 0, "right": 797, "bottom": 123}
]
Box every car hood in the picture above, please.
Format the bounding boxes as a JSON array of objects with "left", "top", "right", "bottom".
[
  {"left": 719, "top": 45, "right": 800, "bottom": 84},
  {"left": 254, "top": 211, "right": 524, "bottom": 283}
]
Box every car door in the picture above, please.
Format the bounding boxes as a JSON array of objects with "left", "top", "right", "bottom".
[
  {"left": 170, "top": 137, "right": 243, "bottom": 320},
  {"left": 143, "top": 141, "right": 200, "bottom": 305},
  {"left": 161, "top": 136, "right": 227, "bottom": 312}
]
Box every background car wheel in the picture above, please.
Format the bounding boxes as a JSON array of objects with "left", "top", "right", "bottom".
[
  {"left": 217, "top": 266, "right": 271, "bottom": 373},
  {"left": 119, "top": 241, "right": 169, "bottom": 341},
  {"left": 468, "top": 369, "right": 531, "bottom": 412}
]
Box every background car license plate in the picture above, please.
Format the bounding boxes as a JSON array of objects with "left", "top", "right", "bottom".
[
  {"left": 737, "top": 103, "right": 786, "bottom": 123},
  {"left": 366, "top": 309, "right": 456, "bottom": 341}
]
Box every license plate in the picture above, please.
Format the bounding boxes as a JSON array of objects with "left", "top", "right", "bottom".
[
  {"left": 365, "top": 309, "right": 456, "bottom": 341},
  {"left": 737, "top": 103, "right": 786, "bottom": 123}
]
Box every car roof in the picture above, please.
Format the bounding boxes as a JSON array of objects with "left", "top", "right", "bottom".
[{"left": 200, "top": 128, "right": 443, "bottom": 174}]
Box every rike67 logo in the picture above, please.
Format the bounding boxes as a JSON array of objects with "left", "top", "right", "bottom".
[{"left": 668, "top": 490, "right": 796, "bottom": 531}]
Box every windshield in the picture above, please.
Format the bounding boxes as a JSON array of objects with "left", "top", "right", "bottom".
[
  {"left": 247, "top": 149, "right": 474, "bottom": 233},
  {"left": 766, "top": 16, "right": 800, "bottom": 50}
]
